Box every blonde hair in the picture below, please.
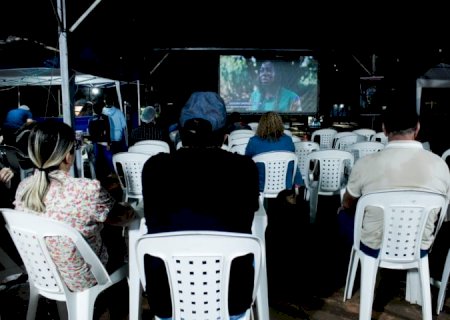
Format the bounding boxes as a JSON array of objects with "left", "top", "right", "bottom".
[
  {"left": 255, "top": 112, "right": 285, "bottom": 141},
  {"left": 21, "top": 122, "right": 75, "bottom": 212}
]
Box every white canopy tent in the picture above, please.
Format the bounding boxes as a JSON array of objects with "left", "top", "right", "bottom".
[{"left": 0, "top": 66, "right": 142, "bottom": 177}]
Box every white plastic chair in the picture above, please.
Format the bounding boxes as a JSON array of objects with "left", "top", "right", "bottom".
[
  {"left": 370, "top": 132, "right": 388, "bottom": 145},
  {"left": 0, "top": 208, "right": 128, "bottom": 320},
  {"left": 333, "top": 133, "right": 365, "bottom": 151},
  {"left": 348, "top": 141, "right": 385, "bottom": 162},
  {"left": 112, "top": 152, "right": 152, "bottom": 205},
  {"left": 229, "top": 143, "right": 248, "bottom": 155},
  {"left": 441, "top": 148, "right": 450, "bottom": 162},
  {"left": 342, "top": 190, "right": 448, "bottom": 320},
  {"left": 248, "top": 122, "right": 259, "bottom": 132},
  {"left": 252, "top": 151, "right": 298, "bottom": 199},
  {"left": 133, "top": 139, "right": 171, "bottom": 152},
  {"left": 293, "top": 141, "right": 320, "bottom": 181},
  {"left": 352, "top": 128, "right": 376, "bottom": 141},
  {"left": 128, "top": 205, "right": 270, "bottom": 320},
  {"left": 311, "top": 128, "right": 337, "bottom": 149},
  {"left": 305, "top": 149, "right": 354, "bottom": 223},
  {"left": 128, "top": 143, "right": 170, "bottom": 156},
  {"left": 228, "top": 129, "right": 254, "bottom": 148},
  {"left": 434, "top": 248, "right": 450, "bottom": 314},
  {"left": 135, "top": 231, "right": 264, "bottom": 320}
]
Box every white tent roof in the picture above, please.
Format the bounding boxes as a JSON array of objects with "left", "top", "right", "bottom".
[{"left": 0, "top": 67, "right": 120, "bottom": 88}]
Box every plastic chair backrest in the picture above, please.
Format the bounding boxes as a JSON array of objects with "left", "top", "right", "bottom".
[
  {"left": 370, "top": 132, "right": 388, "bottom": 145},
  {"left": 352, "top": 128, "right": 376, "bottom": 141},
  {"left": 306, "top": 149, "right": 354, "bottom": 195},
  {"left": 135, "top": 231, "right": 263, "bottom": 320},
  {"left": 293, "top": 141, "right": 320, "bottom": 179},
  {"left": 228, "top": 129, "right": 254, "bottom": 147},
  {"left": 134, "top": 139, "right": 171, "bottom": 152},
  {"left": 348, "top": 141, "right": 385, "bottom": 162},
  {"left": 112, "top": 152, "right": 152, "bottom": 204},
  {"left": 311, "top": 128, "right": 337, "bottom": 149},
  {"left": 0, "top": 208, "right": 128, "bottom": 320},
  {"left": 229, "top": 143, "right": 247, "bottom": 155},
  {"left": 252, "top": 151, "right": 298, "bottom": 199},
  {"left": 128, "top": 143, "right": 170, "bottom": 155},
  {"left": 248, "top": 122, "right": 259, "bottom": 131},
  {"left": 333, "top": 133, "right": 365, "bottom": 151},
  {"left": 343, "top": 190, "right": 448, "bottom": 320}
]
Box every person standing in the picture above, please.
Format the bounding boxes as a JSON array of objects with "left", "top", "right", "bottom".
[
  {"left": 88, "top": 100, "right": 113, "bottom": 183},
  {"left": 141, "top": 91, "right": 260, "bottom": 319},
  {"left": 102, "top": 96, "right": 127, "bottom": 154},
  {"left": 2, "top": 105, "right": 33, "bottom": 146}
]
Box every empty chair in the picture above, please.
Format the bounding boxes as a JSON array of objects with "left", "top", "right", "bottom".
[
  {"left": 333, "top": 133, "right": 365, "bottom": 151},
  {"left": 331, "top": 131, "right": 355, "bottom": 148},
  {"left": 343, "top": 190, "right": 448, "bottom": 320},
  {"left": 1, "top": 208, "right": 128, "bottom": 320},
  {"left": 133, "top": 139, "right": 171, "bottom": 152},
  {"left": 248, "top": 122, "right": 259, "bottom": 131},
  {"left": 128, "top": 143, "right": 170, "bottom": 156},
  {"left": 135, "top": 231, "right": 264, "bottom": 320},
  {"left": 352, "top": 128, "right": 376, "bottom": 141},
  {"left": 305, "top": 149, "right": 354, "bottom": 223},
  {"left": 370, "top": 131, "right": 388, "bottom": 145},
  {"left": 112, "top": 152, "right": 152, "bottom": 205},
  {"left": 348, "top": 141, "right": 385, "bottom": 162},
  {"left": 293, "top": 141, "right": 320, "bottom": 180},
  {"left": 228, "top": 129, "right": 254, "bottom": 148},
  {"left": 311, "top": 128, "right": 337, "bottom": 149},
  {"left": 229, "top": 143, "right": 248, "bottom": 155}
]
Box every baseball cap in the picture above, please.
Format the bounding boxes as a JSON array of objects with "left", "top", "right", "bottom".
[{"left": 179, "top": 92, "right": 227, "bottom": 131}]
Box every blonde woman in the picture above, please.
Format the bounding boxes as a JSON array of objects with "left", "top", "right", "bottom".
[
  {"left": 245, "top": 111, "right": 303, "bottom": 191},
  {"left": 14, "top": 121, "right": 135, "bottom": 292}
]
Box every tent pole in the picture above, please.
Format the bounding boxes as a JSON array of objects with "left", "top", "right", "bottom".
[{"left": 58, "top": 0, "right": 77, "bottom": 177}]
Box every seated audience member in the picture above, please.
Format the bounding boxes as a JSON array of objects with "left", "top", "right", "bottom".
[
  {"left": 245, "top": 111, "right": 303, "bottom": 192},
  {"left": 13, "top": 121, "right": 136, "bottom": 292},
  {"left": 141, "top": 91, "right": 260, "bottom": 319},
  {"left": 2, "top": 105, "right": 34, "bottom": 146},
  {"left": 339, "top": 100, "right": 450, "bottom": 311},
  {"left": 129, "top": 106, "right": 170, "bottom": 146}
]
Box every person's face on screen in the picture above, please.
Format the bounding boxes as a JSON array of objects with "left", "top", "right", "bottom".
[{"left": 259, "top": 61, "right": 276, "bottom": 86}]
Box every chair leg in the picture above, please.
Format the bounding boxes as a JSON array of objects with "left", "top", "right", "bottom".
[
  {"left": 26, "top": 285, "right": 40, "bottom": 320},
  {"left": 343, "top": 248, "right": 358, "bottom": 301},
  {"left": 436, "top": 249, "right": 450, "bottom": 314},
  {"left": 419, "top": 259, "right": 433, "bottom": 320},
  {"left": 359, "top": 256, "right": 378, "bottom": 320}
]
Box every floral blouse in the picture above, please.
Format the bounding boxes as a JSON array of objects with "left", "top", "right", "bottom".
[{"left": 14, "top": 170, "right": 115, "bottom": 291}]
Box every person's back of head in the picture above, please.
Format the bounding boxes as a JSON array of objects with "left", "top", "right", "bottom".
[
  {"left": 179, "top": 91, "right": 227, "bottom": 148},
  {"left": 93, "top": 101, "right": 105, "bottom": 116},
  {"left": 256, "top": 111, "right": 284, "bottom": 141},
  {"left": 382, "top": 89, "right": 419, "bottom": 137},
  {"left": 21, "top": 121, "right": 75, "bottom": 212},
  {"left": 104, "top": 96, "right": 115, "bottom": 107},
  {"left": 141, "top": 106, "right": 156, "bottom": 124}
]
